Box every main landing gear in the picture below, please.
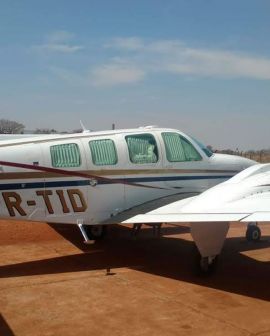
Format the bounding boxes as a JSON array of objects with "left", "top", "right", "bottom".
[
  {"left": 191, "top": 221, "right": 229, "bottom": 275},
  {"left": 193, "top": 245, "right": 219, "bottom": 275},
  {"left": 246, "top": 222, "right": 261, "bottom": 242}
]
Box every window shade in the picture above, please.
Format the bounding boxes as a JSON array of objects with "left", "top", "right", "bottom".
[
  {"left": 50, "top": 143, "right": 81, "bottom": 167},
  {"left": 89, "top": 139, "right": 118, "bottom": 165}
]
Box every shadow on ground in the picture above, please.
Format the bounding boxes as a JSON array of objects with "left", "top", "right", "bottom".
[
  {"left": 0, "top": 224, "right": 269, "bottom": 302},
  {"left": 0, "top": 314, "right": 15, "bottom": 336}
]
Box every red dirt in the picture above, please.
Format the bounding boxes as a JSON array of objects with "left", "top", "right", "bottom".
[{"left": 0, "top": 220, "right": 270, "bottom": 336}]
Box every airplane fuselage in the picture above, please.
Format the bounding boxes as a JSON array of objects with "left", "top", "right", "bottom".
[{"left": 0, "top": 127, "right": 255, "bottom": 225}]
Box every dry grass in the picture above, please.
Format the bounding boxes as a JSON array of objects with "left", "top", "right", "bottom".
[
  {"left": 216, "top": 151, "right": 270, "bottom": 163},
  {"left": 241, "top": 153, "right": 270, "bottom": 163}
]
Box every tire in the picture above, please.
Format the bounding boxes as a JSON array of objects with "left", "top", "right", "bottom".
[
  {"left": 199, "top": 256, "right": 218, "bottom": 275},
  {"left": 246, "top": 225, "right": 261, "bottom": 242},
  {"left": 84, "top": 225, "right": 107, "bottom": 240},
  {"left": 192, "top": 244, "right": 218, "bottom": 275}
]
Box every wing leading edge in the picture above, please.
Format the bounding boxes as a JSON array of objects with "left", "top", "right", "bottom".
[{"left": 123, "top": 163, "right": 270, "bottom": 224}]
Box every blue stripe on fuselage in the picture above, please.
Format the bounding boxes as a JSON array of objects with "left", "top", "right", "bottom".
[{"left": 0, "top": 175, "right": 233, "bottom": 191}]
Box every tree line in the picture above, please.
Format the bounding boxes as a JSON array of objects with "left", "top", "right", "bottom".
[{"left": 0, "top": 118, "right": 82, "bottom": 134}]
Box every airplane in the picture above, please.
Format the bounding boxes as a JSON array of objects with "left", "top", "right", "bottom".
[
  {"left": 124, "top": 163, "right": 270, "bottom": 272},
  {"left": 0, "top": 126, "right": 256, "bottom": 271}
]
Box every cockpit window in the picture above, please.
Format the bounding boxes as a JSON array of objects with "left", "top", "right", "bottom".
[
  {"left": 162, "top": 132, "right": 202, "bottom": 162},
  {"left": 125, "top": 134, "right": 158, "bottom": 164},
  {"left": 191, "top": 137, "right": 213, "bottom": 157}
]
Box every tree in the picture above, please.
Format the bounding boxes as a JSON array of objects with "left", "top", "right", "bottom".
[{"left": 0, "top": 119, "right": 25, "bottom": 134}]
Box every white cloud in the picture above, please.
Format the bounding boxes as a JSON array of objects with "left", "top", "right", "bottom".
[
  {"left": 105, "top": 37, "right": 270, "bottom": 80},
  {"left": 91, "top": 63, "right": 145, "bottom": 86},
  {"left": 48, "top": 62, "right": 145, "bottom": 87},
  {"left": 38, "top": 44, "right": 83, "bottom": 53},
  {"left": 34, "top": 30, "right": 84, "bottom": 54},
  {"left": 165, "top": 48, "right": 270, "bottom": 80},
  {"left": 43, "top": 37, "right": 270, "bottom": 89}
]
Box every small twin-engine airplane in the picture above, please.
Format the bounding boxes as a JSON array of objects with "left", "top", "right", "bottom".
[{"left": 0, "top": 126, "right": 258, "bottom": 272}]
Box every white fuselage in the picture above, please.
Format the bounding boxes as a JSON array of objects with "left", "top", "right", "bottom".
[{"left": 0, "top": 127, "right": 255, "bottom": 225}]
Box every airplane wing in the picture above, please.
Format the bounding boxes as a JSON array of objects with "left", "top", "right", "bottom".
[
  {"left": 121, "top": 163, "right": 270, "bottom": 266},
  {"left": 101, "top": 192, "right": 199, "bottom": 224},
  {"left": 123, "top": 163, "right": 270, "bottom": 224}
]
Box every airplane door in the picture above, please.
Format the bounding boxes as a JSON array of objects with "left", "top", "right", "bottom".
[
  {"left": 80, "top": 135, "right": 125, "bottom": 224},
  {"left": 41, "top": 140, "right": 89, "bottom": 224},
  {"left": 123, "top": 132, "right": 170, "bottom": 209}
]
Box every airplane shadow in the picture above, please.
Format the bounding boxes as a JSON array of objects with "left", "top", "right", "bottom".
[
  {"left": 47, "top": 223, "right": 190, "bottom": 251},
  {"left": 0, "top": 314, "right": 15, "bottom": 336},
  {"left": 0, "top": 224, "right": 270, "bottom": 302}
]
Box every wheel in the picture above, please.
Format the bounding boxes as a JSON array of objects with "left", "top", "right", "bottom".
[
  {"left": 246, "top": 225, "right": 261, "bottom": 242},
  {"left": 192, "top": 244, "right": 218, "bottom": 275},
  {"left": 84, "top": 225, "right": 107, "bottom": 240},
  {"left": 199, "top": 256, "right": 218, "bottom": 275}
]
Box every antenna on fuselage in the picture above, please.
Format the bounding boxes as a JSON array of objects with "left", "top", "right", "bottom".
[{"left": 80, "top": 120, "right": 90, "bottom": 133}]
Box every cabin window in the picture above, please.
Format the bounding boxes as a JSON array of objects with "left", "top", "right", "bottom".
[
  {"left": 125, "top": 134, "right": 158, "bottom": 164},
  {"left": 50, "top": 143, "right": 81, "bottom": 167},
  {"left": 162, "top": 132, "right": 202, "bottom": 162},
  {"left": 89, "top": 139, "right": 118, "bottom": 166}
]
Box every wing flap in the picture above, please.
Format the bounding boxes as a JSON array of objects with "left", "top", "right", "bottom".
[{"left": 241, "top": 212, "right": 270, "bottom": 222}]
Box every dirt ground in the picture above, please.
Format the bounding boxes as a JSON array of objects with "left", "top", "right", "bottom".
[{"left": 0, "top": 220, "right": 270, "bottom": 336}]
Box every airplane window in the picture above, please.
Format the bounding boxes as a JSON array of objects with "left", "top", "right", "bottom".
[
  {"left": 162, "top": 133, "right": 202, "bottom": 162},
  {"left": 50, "top": 143, "right": 81, "bottom": 167},
  {"left": 125, "top": 134, "right": 158, "bottom": 164},
  {"left": 89, "top": 139, "right": 118, "bottom": 165}
]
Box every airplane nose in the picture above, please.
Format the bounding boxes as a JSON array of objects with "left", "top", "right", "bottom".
[{"left": 210, "top": 153, "right": 257, "bottom": 173}]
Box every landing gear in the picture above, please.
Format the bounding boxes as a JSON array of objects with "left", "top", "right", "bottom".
[
  {"left": 191, "top": 221, "right": 229, "bottom": 275},
  {"left": 83, "top": 225, "right": 107, "bottom": 240},
  {"left": 246, "top": 223, "right": 261, "bottom": 242},
  {"left": 199, "top": 256, "right": 218, "bottom": 274},
  {"left": 192, "top": 244, "right": 218, "bottom": 275}
]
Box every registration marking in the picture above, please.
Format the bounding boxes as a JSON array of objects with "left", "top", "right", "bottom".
[
  {"left": 2, "top": 189, "right": 88, "bottom": 217},
  {"left": 27, "top": 200, "right": 36, "bottom": 206}
]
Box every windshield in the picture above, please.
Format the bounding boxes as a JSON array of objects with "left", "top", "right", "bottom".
[{"left": 191, "top": 137, "right": 213, "bottom": 157}]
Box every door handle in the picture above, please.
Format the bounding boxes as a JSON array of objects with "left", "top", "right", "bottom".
[{"left": 89, "top": 178, "right": 98, "bottom": 187}]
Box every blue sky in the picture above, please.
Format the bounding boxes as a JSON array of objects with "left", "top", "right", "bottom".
[{"left": 0, "top": 0, "right": 270, "bottom": 149}]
